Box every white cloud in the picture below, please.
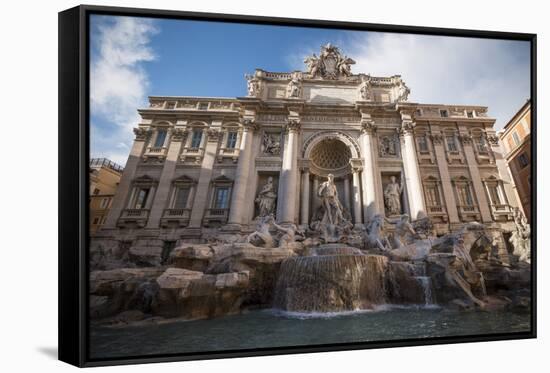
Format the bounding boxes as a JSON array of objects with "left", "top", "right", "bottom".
[
  {"left": 345, "top": 33, "right": 530, "bottom": 129},
  {"left": 90, "top": 16, "right": 158, "bottom": 165}
]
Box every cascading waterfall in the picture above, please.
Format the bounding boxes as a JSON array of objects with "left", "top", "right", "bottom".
[
  {"left": 414, "top": 276, "right": 433, "bottom": 305},
  {"left": 273, "top": 245, "right": 388, "bottom": 312}
]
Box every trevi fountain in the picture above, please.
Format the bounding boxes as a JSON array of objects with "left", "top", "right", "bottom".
[{"left": 89, "top": 173, "right": 531, "bottom": 358}]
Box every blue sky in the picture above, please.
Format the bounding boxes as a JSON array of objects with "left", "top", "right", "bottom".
[{"left": 90, "top": 15, "right": 530, "bottom": 165}]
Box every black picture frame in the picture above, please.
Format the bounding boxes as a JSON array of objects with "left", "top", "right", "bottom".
[{"left": 59, "top": 4, "right": 537, "bottom": 367}]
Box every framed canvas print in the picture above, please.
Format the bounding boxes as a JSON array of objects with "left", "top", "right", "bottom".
[{"left": 58, "top": 4, "right": 536, "bottom": 367}]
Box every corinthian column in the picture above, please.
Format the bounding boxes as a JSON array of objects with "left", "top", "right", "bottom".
[
  {"left": 279, "top": 119, "right": 301, "bottom": 224},
  {"left": 226, "top": 119, "right": 257, "bottom": 228},
  {"left": 359, "top": 113, "right": 378, "bottom": 222},
  {"left": 300, "top": 167, "right": 310, "bottom": 227},
  {"left": 351, "top": 166, "right": 363, "bottom": 227},
  {"left": 399, "top": 111, "right": 426, "bottom": 220}
]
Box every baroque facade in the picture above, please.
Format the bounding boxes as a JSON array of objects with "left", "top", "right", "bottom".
[
  {"left": 499, "top": 100, "right": 531, "bottom": 223},
  {"left": 95, "top": 44, "right": 518, "bottom": 255}
]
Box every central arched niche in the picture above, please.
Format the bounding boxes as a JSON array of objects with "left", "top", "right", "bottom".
[{"left": 310, "top": 138, "right": 352, "bottom": 176}]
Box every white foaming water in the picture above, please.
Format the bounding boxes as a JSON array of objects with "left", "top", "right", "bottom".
[
  {"left": 415, "top": 276, "right": 434, "bottom": 305},
  {"left": 269, "top": 308, "right": 376, "bottom": 319}
]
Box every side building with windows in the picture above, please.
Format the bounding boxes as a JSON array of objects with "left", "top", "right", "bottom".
[
  {"left": 89, "top": 158, "right": 123, "bottom": 234},
  {"left": 498, "top": 100, "right": 532, "bottom": 223},
  {"left": 92, "top": 44, "right": 519, "bottom": 263}
]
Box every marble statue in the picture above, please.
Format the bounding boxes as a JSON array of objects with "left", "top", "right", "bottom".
[
  {"left": 271, "top": 221, "right": 300, "bottom": 249},
  {"left": 245, "top": 74, "right": 260, "bottom": 97},
  {"left": 286, "top": 72, "right": 302, "bottom": 98},
  {"left": 255, "top": 177, "right": 277, "bottom": 218},
  {"left": 394, "top": 214, "right": 418, "bottom": 246},
  {"left": 364, "top": 214, "right": 391, "bottom": 252},
  {"left": 384, "top": 176, "right": 404, "bottom": 216},
  {"left": 359, "top": 77, "right": 373, "bottom": 101},
  {"left": 304, "top": 54, "right": 321, "bottom": 77},
  {"left": 396, "top": 81, "right": 410, "bottom": 102},
  {"left": 246, "top": 215, "right": 275, "bottom": 248},
  {"left": 262, "top": 133, "right": 280, "bottom": 155},
  {"left": 318, "top": 174, "right": 345, "bottom": 226},
  {"left": 338, "top": 56, "right": 355, "bottom": 77},
  {"left": 379, "top": 136, "right": 398, "bottom": 157},
  {"left": 510, "top": 207, "right": 531, "bottom": 263}
]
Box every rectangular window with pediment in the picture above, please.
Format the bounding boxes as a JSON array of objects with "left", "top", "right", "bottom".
[
  {"left": 417, "top": 135, "right": 429, "bottom": 152},
  {"left": 226, "top": 131, "right": 238, "bottom": 149},
  {"left": 425, "top": 184, "right": 441, "bottom": 207},
  {"left": 446, "top": 136, "right": 458, "bottom": 152},
  {"left": 190, "top": 130, "right": 203, "bottom": 149},
  {"left": 154, "top": 129, "right": 167, "bottom": 148},
  {"left": 173, "top": 187, "right": 191, "bottom": 209},
  {"left": 457, "top": 184, "right": 474, "bottom": 206},
  {"left": 134, "top": 188, "right": 150, "bottom": 209},
  {"left": 475, "top": 137, "right": 488, "bottom": 153},
  {"left": 213, "top": 187, "right": 229, "bottom": 209}
]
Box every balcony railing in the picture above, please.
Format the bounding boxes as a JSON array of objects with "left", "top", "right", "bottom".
[
  {"left": 118, "top": 208, "right": 150, "bottom": 228},
  {"left": 457, "top": 205, "right": 480, "bottom": 222},
  {"left": 160, "top": 208, "right": 191, "bottom": 228},
  {"left": 490, "top": 204, "right": 513, "bottom": 221},
  {"left": 203, "top": 208, "right": 229, "bottom": 226}
]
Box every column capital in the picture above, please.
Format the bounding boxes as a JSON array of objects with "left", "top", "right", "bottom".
[
  {"left": 349, "top": 158, "right": 363, "bottom": 172},
  {"left": 286, "top": 118, "right": 301, "bottom": 133},
  {"left": 133, "top": 127, "right": 152, "bottom": 141},
  {"left": 458, "top": 133, "right": 473, "bottom": 145},
  {"left": 241, "top": 118, "right": 259, "bottom": 132},
  {"left": 360, "top": 120, "right": 377, "bottom": 134},
  {"left": 398, "top": 120, "right": 415, "bottom": 136},
  {"left": 486, "top": 134, "right": 500, "bottom": 146},
  {"left": 299, "top": 159, "right": 311, "bottom": 172},
  {"left": 206, "top": 128, "right": 223, "bottom": 142},
  {"left": 171, "top": 128, "right": 188, "bottom": 141},
  {"left": 430, "top": 132, "right": 444, "bottom": 145}
]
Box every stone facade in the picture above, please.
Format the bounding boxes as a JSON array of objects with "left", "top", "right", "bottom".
[
  {"left": 94, "top": 44, "right": 518, "bottom": 252},
  {"left": 498, "top": 100, "right": 531, "bottom": 223}
]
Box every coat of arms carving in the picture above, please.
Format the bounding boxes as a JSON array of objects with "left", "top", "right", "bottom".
[{"left": 304, "top": 43, "right": 356, "bottom": 80}]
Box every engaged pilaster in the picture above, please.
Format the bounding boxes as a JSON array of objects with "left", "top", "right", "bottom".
[
  {"left": 300, "top": 164, "right": 310, "bottom": 227},
  {"left": 279, "top": 118, "right": 301, "bottom": 224},
  {"left": 103, "top": 127, "right": 151, "bottom": 230},
  {"left": 359, "top": 109, "right": 378, "bottom": 222},
  {"left": 398, "top": 109, "right": 426, "bottom": 220},
  {"left": 226, "top": 118, "right": 258, "bottom": 228}
]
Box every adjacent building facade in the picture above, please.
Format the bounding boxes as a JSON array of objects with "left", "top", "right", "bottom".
[
  {"left": 94, "top": 44, "right": 518, "bottom": 255},
  {"left": 499, "top": 100, "right": 532, "bottom": 223},
  {"left": 90, "top": 158, "right": 123, "bottom": 234}
]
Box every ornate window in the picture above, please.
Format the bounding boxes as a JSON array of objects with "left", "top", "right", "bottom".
[
  {"left": 417, "top": 134, "right": 429, "bottom": 152},
  {"left": 144, "top": 123, "right": 172, "bottom": 161},
  {"left": 190, "top": 129, "right": 203, "bottom": 149},
  {"left": 153, "top": 129, "right": 167, "bottom": 148},
  {"left": 213, "top": 187, "right": 230, "bottom": 209},
  {"left": 119, "top": 175, "right": 157, "bottom": 227},
  {"left": 483, "top": 176, "right": 512, "bottom": 221},
  {"left": 446, "top": 135, "right": 458, "bottom": 152},
  {"left": 203, "top": 176, "right": 233, "bottom": 226},
  {"left": 423, "top": 176, "right": 446, "bottom": 220},
  {"left": 452, "top": 176, "right": 479, "bottom": 221},
  {"left": 181, "top": 122, "right": 208, "bottom": 163},
  {"left": 161, "top": 175, "right": 196, "bottom": 228},
  {"left": 218, "top": 123, "right": 242, "bottom": 162},
  {"left": 226, "top": 131, "right": 238, "bottom": 149}
]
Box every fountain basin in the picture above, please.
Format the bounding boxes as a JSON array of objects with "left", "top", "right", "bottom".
[{"left": 273, "top": 245, "right": 388, "bottom": 312}]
